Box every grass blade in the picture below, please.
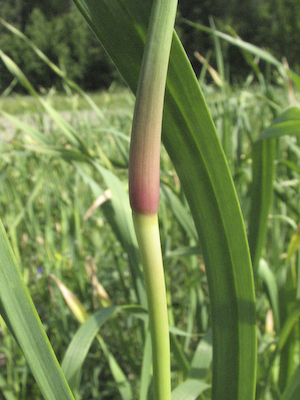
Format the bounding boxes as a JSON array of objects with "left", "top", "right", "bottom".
[
  {"left": 97, "top": 335, "right": 133, "bottom": 400},
  {"left": 258, "top": 106, "right": 300, "bottom": 141},
  {"left": 0, "top": 374, "right": 17, "bottom": 400},
  {"left": 249, "top": 106, "right": 300, "bottom": 272},
  {"left": 181, "top": 19, "right": 286, "bottom": 73},
  {"left": 171, "top": 379, "right": 210, "bottom": 400},
  {"left": 0, "top": 18, "right": 106, "bottom": 122},
  {"left": 189, "top": 329, "right": 213, "bottom": 380},
  {"left": 281, "top": 363, "right": 300, "bottom": 400},
  {"left": 257, "top": 259, "right": 280, "bottom": 332},
  {"left": 0, "top": 219, "right": 74, "bottom": 400},
  {"left": 248, "top": 139, "right": 276, "bottom": 272},
  {"left": 93, "top": 162, "right": 147, "bottom": 307},
  {"left": 61, "top": 307, "right": 119, "bottom": 388},
  {"left": 161, "top": 184, "right": 198, "bottom": 242},
  {"left": 0, "top": 50, "right": 90, "bottom": 155},
  {"left": 139, "top": 330, "right": 152, "bottom": 400}
]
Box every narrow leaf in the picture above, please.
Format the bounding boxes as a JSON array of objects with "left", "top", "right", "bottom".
[
  {"left": 257, "top": 259, "right": 280, "bottom": 332},
  {"left": 61, "top": 307, "right": 118, "bottom": 388},
  {"left": 0, "top": 219, "right": 74, "bottom": 400},
  {"left": 258, "top": 107, "right": 300, "bottom": 141},
  {"left": 248, "top": 139, "right": 276, "bottom": 273},
  {"left": 281, "top": 363, "right": 300, "bottom": 400},
  {"left": 171, "top": 379, "right": 210, "bottom": 400}
]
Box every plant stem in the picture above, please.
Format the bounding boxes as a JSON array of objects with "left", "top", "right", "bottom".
[
  {"left": 128, "top": 0, "right": 177, "bottom": 398},
  {"left": 133, "top": 212, "right": 171, "bottom": 399},
  {"left": 129, "top": 0, "right": 178, "bottom": 214}
]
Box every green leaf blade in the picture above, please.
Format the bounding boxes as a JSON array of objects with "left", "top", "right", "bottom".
[
  {"left": 165, "top": 34, "right": 257, "bottom": 400},
  {"left": 0, "top": 220, "right": 74, "bottom": 400},
  {"left": 248, "top": 139, "right": 276, "bottom": 272},
  {"left": 61, "top": 307, "right": 118, "bottom": 389},
  {"left": 258, "top": 106, "right": 300, "bottom": 141}
]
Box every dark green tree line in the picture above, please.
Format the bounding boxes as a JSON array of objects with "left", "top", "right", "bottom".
[
  {"left": 0, "top": 0, "right": 115, "bottom": 92},
  {"left": 0, "top": 0, "right": 299, "bottom": 93}
]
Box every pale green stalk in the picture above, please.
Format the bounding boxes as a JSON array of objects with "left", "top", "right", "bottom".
[
  {"left": 128, "top": 0, "right": 178, "bottom": 399},
  {"left": 133, "top": 213, "right": 171, "bottom": 399}
]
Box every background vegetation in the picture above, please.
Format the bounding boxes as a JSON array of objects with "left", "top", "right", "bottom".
[
  {"left": 1, "top": 0, "right": 300, "bottom": 93},
  {"left": 0, "top": 1, "right": 300, "bottom": 399}
]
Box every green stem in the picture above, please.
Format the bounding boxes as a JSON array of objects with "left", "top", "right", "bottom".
[
  {"left": 129, "top": 0, "right": 178, "bottom": 214},
  {"left": 133, "top": 212, "right": 170, "bottom": 400},
  {"left": 129, "top": 0, "right": 177, "bottom": 397}
]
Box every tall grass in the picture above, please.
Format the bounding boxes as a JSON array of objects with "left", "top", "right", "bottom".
[{"left": 0, "top": 5, "right": 300, "bottom": 400}]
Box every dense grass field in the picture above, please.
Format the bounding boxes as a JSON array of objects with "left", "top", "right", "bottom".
[
  {"left": 0, "top": 87, "right": 136, "bottom": 399},
  {"left": 0, "top": 76, "right": 299, "bottom": 399},
  {"left": 0, "top": 12, "right": 300, "bottom": 397}
]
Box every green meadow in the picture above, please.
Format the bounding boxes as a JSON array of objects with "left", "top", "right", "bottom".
[{"left": 0, "top": 5, "right": 300, "bottom": 400}]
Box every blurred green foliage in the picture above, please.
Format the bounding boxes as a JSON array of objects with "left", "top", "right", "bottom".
[
  {"left": 0, "top": 3, "right": 116, "bottom": 92},
  {"left": 1, "top": 0, "right": 300, "bottom": 93}
]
